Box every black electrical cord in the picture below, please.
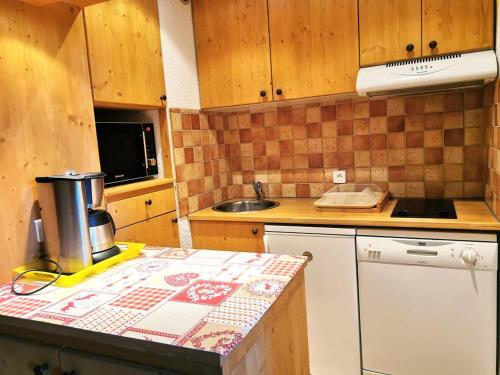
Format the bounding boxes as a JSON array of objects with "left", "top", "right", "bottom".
[{"left": 11, "top": 259, "right": 62, "bottom": 296}]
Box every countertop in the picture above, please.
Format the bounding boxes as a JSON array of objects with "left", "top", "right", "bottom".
[
  {"left": 189, "top": 198, "right": 500, "bottom": 231},
  {"left": 0, "top": 247, "right": 306, "bottom": 361}
]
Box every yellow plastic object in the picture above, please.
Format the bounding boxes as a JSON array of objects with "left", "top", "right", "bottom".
[{"left": 12, "top": 242, "right": 146, "bottom": 288}]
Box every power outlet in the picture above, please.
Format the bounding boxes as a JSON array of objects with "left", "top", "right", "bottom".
[{"left": 333, "top": 170, "right": 346, "bottom": 184}]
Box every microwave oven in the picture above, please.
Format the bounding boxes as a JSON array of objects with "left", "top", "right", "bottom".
[{"left": 96, "top": 122, "right": 158, "bottom": 186}]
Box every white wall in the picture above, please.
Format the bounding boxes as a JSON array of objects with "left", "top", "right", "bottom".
[
  {"left": 158, "top": 0, "right": 199, "bottom": 247},
  {"left": 158, "top": 0, "right": 200, "bottom": 109}
]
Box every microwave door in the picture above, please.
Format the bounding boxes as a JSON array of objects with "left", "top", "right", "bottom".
[{"left": 96, "top": 123, "right": 147, "bottom": 185}]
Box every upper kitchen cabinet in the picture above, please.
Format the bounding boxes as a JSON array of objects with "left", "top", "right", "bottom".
[
  {"left": 268, "top": 0, "right": 359, "bottom": 100},
  {"left": 422, "top": 0, "right": 493, "bottom": 56},
  {"left": 192, "top": 0, "right": 272, "bottom": 108},
  {"left": 359, "top": 0, "right": 422, "bottom": 66},
  {"left": 84, "top": 0, "right": 166, "bottom": 108}
]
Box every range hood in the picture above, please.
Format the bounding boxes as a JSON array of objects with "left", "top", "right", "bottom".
[{"left": 356, "top": 50, "right": 498, "bottom": 97}]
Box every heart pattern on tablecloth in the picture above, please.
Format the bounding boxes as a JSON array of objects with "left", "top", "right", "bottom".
[{"left": 164, "top": 273, "right": 200, "bottom": 287}]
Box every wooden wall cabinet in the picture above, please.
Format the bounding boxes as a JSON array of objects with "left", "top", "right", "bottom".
[
  {"left": 193, "top": 0, "right": 359, "bottom": 108},
  {"left": 359, "top": 0, "right": 422, "bottom": 66},
  {"left": 191, "top": 221, "right": 264, "bottom": 253},
  {"left": 84, "top": 0, "right": 166, "bottom": 108},
  {"left": 192, "top": 0, "right": 272, "bottom": 108},
  {"left": 359, "top": 0, "right": 493, "bottom": 66},
  {"left": 268, "top": 0, "right": 359, "bottom": 100},
  {"left": 422, "top": 0, "right": 493, "bottom": 56}
]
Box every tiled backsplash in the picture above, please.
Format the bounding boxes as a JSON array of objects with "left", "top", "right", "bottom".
[{"left": 172, "top": 88, "right": 488, "bottom": 216}]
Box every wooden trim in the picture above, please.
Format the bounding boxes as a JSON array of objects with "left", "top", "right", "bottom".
[
  {"left": 104, "top": 178, "right": 174, "bottom": 203},
  {"left": 159, "top": 108, "right": 173, "bottom": 179},
  {"left": 93, "top": 101, "right": 166, "bottom": 111}
]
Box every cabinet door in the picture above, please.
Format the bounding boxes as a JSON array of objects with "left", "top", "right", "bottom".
[
  {"left": 359, "top": 0, "right": 421, "bottom": 66},
  {"left": 191, "top": 221, "right": 264, "bottom": 252},
  {"left": 59, "top": 348, "right": 176, "bottom": 375},
  {"left": 84, "top": 0, "right": 166, "bottom": 108},
  {"left": 115, "top": 211, "right": 180, "bottom": 247},
  {"left": 193, "top": 0, "right": 273, "bottom": 108},
  {"left": 422, "top": 0, "right": 493, "bottom": 56},
  {"left": 268, "top": 0, "right": 359, "bottom": 100},
  {"left": 0, "top": 335, "right": 60, "bottom": 375}
]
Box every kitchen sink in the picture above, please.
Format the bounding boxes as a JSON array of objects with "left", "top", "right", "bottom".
[{"left": 212, "top": 200, "right": 279, "bottom": 213}]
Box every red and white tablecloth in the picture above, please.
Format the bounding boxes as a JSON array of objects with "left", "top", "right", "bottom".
[{"left": 0, "top": 247, "right": 306, "bottom": 356}]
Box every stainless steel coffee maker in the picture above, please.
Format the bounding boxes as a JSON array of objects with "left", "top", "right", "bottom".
[{"left": 36, "top": 171, "right": 119, "bottom": 273}]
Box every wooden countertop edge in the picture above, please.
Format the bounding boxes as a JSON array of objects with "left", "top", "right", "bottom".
[
  {"left": 188, "top": 199, "right": 500, "bottom": 231},
  {"left": 0, "top": 315, "right": 221, "bottom": 374},
  {"left": 104, "top": 177, "right": 175, "bottom": 202},
  {"left": 220, "top": 263, "right": 307, "bottom": 370}
]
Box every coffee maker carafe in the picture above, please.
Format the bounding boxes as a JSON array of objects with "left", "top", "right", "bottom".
[{"left": 36, "top": 171, "right": 119, "bottom": 273}]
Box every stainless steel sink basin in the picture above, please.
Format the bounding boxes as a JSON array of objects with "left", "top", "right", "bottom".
[{"left": 213, "top": 200, "right": 279, "bottom": 213}]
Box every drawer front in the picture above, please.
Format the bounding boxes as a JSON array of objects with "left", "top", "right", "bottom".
[
  {"left": 107, "top": 188, "right": 175, "bottom": 229},
  {"left": 191, "top": 221, "right": 265, "bottom": 253},
  {"left": 115, "top": 212, "right": 180, "bottom": 247}
]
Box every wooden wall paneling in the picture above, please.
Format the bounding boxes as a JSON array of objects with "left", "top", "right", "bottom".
[
  {"left": 192, "top": 0, "right": 273, "bottom": 108},
  {"left": 114, "top": 211, "right": 180, "bottom": 247},
  {"left": 359, "top": 0, "right": 422, "bottom": 66},
  {"left": 21, "top": 0, "right": 107, "bottom": 7},
  {"left": 422, "top": 0, "right": 493, "bottom": 56},
  {"left": 0, "top": 0, "right": 100, "bottom": 283},
  {"left": 267, "top": 0, "right": 359, "bottom": 100},
  {"left": 84, "top": 0, "right": 166, "bottom": 108},
  {"left": 191, "top": 221, "right": 265, "bottom": 252}
]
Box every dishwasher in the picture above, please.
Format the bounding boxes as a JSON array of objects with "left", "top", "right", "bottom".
[
  {"left": 357, "top": 229, "right": 498, "bottom": 375},
  {"left": 264, "top": 225, "right": 361, "bottom": 375}
]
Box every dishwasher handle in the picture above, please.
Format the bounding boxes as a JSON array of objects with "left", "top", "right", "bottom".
[{"left": 263, "top": 234, "right": 270, "bottom": 253}]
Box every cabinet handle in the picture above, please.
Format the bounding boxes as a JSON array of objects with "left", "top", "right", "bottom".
[
  {"left": 172, "top": 217, "right": 178, "bottom": 223},
  {"left": 429, "top": 40, "right": 438, "bottom": 49},
  {"left": 33, "top": 363, "right": 49, "bottom": 375},
  {"left": 302, "top": 251, "right": 313, "bottom": 262},
  {"left": 251, "top": 228, "right": 259, "bottom": 235},
  {"left": 260, "top": 90, "right": 267, "bottom": 97},
  {"left": 275, "top": 88, "right": 283, "bottom": 96},
  {"left": 406, "top": 43, "right": 414, "bottom": 52},
  {"left": 145, "top": 199, "right": 153, "bottom": 206},
  {"left": 160, "top": 94, "right": 167, "bottom": 101}
]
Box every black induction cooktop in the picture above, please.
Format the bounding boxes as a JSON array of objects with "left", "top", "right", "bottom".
[{"left": 391, "top": 198, "right": 457, "bottom": 219}]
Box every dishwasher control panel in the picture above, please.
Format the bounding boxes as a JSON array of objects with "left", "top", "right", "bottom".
[{"left": 357, "top": 236, "right": 498, "bottom": 270}]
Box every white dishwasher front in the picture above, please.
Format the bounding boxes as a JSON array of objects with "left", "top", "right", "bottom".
[
  {"left": 357, "top": 230, "right": 498, "bottom": 375},
  {"left": 264, "top": 225, "right": 361, "bottom": 375}
]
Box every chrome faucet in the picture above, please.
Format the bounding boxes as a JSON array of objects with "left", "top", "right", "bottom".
[{"left": 252, "top": 180, "right": 264, "bottom": 202}]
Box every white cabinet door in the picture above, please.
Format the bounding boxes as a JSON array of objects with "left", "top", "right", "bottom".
[
  {"left": 0, "top": 334, "right": 61, "bottom": 375},
  {"left": 264, "top": 230, "right": 361, "bottom": 375}
]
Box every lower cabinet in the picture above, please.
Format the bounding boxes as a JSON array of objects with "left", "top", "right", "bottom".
[
  {"left": 191, "top": 221, "right": 264, "bottom": 252},
  {"left": 115, "top": 211, "right": 180, "bottom": 247},
  {"left": 0, "top": 335, "right": 60, "bottom": 375},
  {"left": 59, "top": 349, "right": 175, "bottom": 375}
]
